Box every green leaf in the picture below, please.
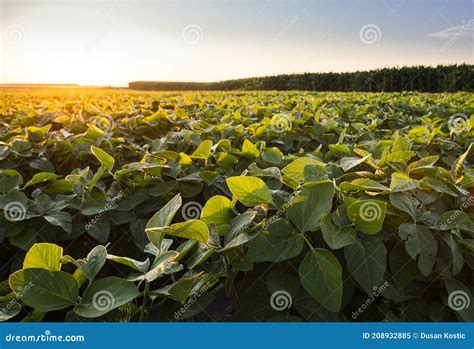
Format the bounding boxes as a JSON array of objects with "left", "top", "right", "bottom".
[
  {"left": 201, "top": 195, "right": 234, "bottom": 234},
  {"left": 347, "top": 200, "right": 387, "bottom": 234},
  {"left": 24, "top": 172, "right": 58, "bottom": 188},
  {"left": 241, "top": 139, "right": 260, "bottom": 158},
  {"left": 339, "top": 178, "right": 390, "bottom": 192},
  {"left": 9, "top": 269, "right": 79, "bottom": 312},
  {"left": 226, "top": 176, "right": 273, "bottom": 207},
  {"left": 298, "top": 248, "right": 342, "bottom": 312},
  {"left": 287, "top": 180, "right": 334, "bottom": 232},
  {"left": 398, "top": 223, "right": 437, "bottom": 276},
  {"left": 146, "top": 194, "right": 182, "bottom": 247},
  {"left": 340, "top": 155, "right": 369, "bottom": 172},
  {"left": 247, "top": 218, "right": 304, "bottom": 262},
  {"left": 221, "top": 211, "right": 257, "bottom": 251},
  {"left": 390, "top": 172, "right": 420, "bottom": 192},
  {"left": 381, "top": 151, "right": 416, "bottom": 165},
  {"left": 451, "top": 143, "right": 473, "bottom": 184},
  {"left": 344, "top": 237, "right": 387, "bottom": 295},
  {"left": 44, "top": 211, "right": 72, "bottom": 233},
  {"left": 23, "top": 243, "right": 63, "bottom": 271},
  {"left": 320, "top": 213, "right": 356, "bottom": 250},
  {"left": 107, "top": 255, "right": 150, "bottom": 273},
  {"left": 389, "top": 192, "right": 418, "bottom": 221},
  {"left": 190, "top": 140, "right": 213, "bottom": 159},
  {"left": 91, "top": 145, "right": 115, "bottom": 171},
  {"left": 78, "top": 246, "right": 108, "bottom": 282},
  {"left": 282, "top": 157, "right": 327, "bottom": 188},
  {"left": 147, "top": 220, "right": 209, "bottom": 244},
  {"left": 74, "top": 277, "right": 139, "bottom": 318}
]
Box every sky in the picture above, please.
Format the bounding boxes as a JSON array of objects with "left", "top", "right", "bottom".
[{"left": 0, "top": 0, "right": 473, "bottom": 86}]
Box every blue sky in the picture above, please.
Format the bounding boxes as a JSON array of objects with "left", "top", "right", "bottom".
[{"left": 1, "top": 0, "right": 472, "bottom": 85}]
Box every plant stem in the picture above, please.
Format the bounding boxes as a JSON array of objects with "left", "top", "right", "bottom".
[{"left": 139, "top": 281, "right": 150, "bottom": 322}]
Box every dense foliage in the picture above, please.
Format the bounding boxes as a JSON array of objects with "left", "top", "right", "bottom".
[
  {"left": 129, "top": 64, "right": 473, "bottom": 92},
  {"left": 0, "top": 89, "right": 472, "bottom": 323}
]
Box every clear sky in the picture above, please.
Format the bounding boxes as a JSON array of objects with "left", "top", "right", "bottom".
[{"left": 0, "top": 0, "right": 472, "bottom": 86}]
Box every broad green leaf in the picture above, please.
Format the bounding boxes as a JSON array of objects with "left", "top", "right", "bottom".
[
  {"left": 247, "top": 218, "right": 304, "bottom": 262},
  {"left": 287, "top": 180, "right": 334, "bottom": 232},
  {"left": 421, "top": 177, "right": 458, "bottom": 197},
  {"left": 74, "top": 277, "right": 139, "bottom": 318},
  {"left": 0, "top": 300, "right": 21, "bottom": 321},
  {"left": 389, "top": 192, "right": 418, "bottom": 221},
  {"left": 24, "top": 173, "right": 58, "bottom": 188},
  {"left": 398, "top": 223, "right": 437, "bottom": 276},
  {"left": 190, "top": 140, "right": 213, "bottom": 159},
  {"left": 91, "top": 145, "right": 115, "bottom": 171},
  {"left": 201, "top": 195, "right": 234, "bottom": 234},
  {"left": 339, "top": 178, "right": 390, "bottom": 192},
  {"left": 107, "top": 255, "right": 150, "bottom": 273},
  {"left": 147, "top": 220, "right": 209, "bottom": 244},
  {"left": 298, "top": 248, "right": 342, "bottom": 312},
  {"left": 241, "top": 139, "right": 260, "bottom": 158},
  {"left": 226, "top": 176, "right": 273, "bottom": 207},
  {"left": 344, "top": 237, "right": 386, "bottom": 295},
  {"left": 44, "top": 212, "right": 72, "bottom": 233},
  {"left": 146, "top": 194, "right": 182, "bottom": 247},
  {"left": 381, "top": 151, "right": 416, "bottom": 165},
  {"left": 390, "top": 172, "right": 420, "bottom": 192},
  {"left": 23, "top": 243, "right": 63, "bottom": 271},
  {"left": 282, "top": 157, "right": 327, "bottom": 188},
  {"left": 9, "top": 269, "right": 79, "bottom": 312},
  {"left": 78, "top": 246, "right": 108, "bottom": 281},
  {"left": 220, "top": 211, "right": 257, "bottom": 251},
  {"left": 347, "top": 200, "right": 387, "bottom": 234},
  {"left": 340, "top": 155, "right": 369, "bottom": 172},
  {"left": 320, "top": 213, "right": 356, "bottom": 250}
]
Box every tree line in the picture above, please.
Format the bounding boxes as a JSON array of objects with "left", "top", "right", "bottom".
[{"left": 129, "top": 64, "right": 473, "bottom": 92}]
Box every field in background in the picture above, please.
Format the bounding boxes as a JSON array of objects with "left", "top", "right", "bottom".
[{"left": 0, "top": 89, "right": 472, "bottom": 322}]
